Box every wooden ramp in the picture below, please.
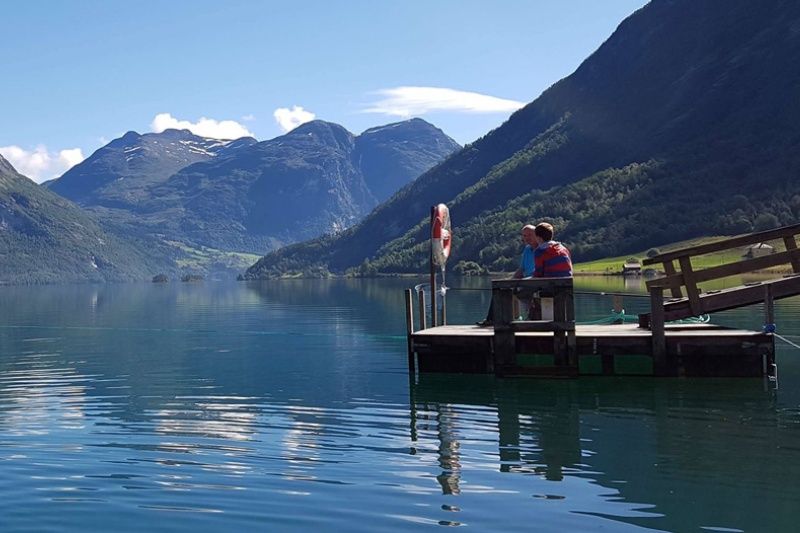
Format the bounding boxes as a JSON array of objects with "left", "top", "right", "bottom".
[
  {"left": 640, "top": 223, "right": 800, "bottom": 324},
  {"left": 652, "top": 275, "right": 800, "bottom": 322}
]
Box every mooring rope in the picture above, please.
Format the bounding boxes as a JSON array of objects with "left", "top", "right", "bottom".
[{"left": 775, "top": 333, "right": 800, "bottom": 351}]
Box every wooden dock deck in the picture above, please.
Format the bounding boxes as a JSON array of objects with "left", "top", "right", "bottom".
[{"left": 410, "top": 323, "right": 774, "bottom": 377}]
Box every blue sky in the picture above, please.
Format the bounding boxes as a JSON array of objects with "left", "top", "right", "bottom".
[{"left": 1, "top": 0, "right": 647, "bottom": 182}]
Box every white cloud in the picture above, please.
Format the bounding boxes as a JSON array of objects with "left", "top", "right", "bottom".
[
  {"left": 0, "top": 145, "right": 85, "bottom": 183},
  {"left": 150, "top": 113, "right": 254, "bottom": 139},
  {"left": 59, "top": 148, "right": 84, "bottom": 168},
  {"left": 363, "top": 86, "right": 525, "bottom": 117},
  {"left": 241, "top": 114, "right": 256, "bottom": 122},
  {"left": 273, "top": 106, "right": 316, "bottom": 133}
]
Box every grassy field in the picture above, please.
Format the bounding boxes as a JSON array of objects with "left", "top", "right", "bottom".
[
  {"left": 573, "top": 235, "right": 790, "bottom": 274},
  {"left": 168, "top": 241, "right": 263, "bottom": 273}
]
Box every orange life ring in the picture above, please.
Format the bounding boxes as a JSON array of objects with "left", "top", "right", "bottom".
[{"left": 431, "top": 203, "right": 452, "bottom": 267}]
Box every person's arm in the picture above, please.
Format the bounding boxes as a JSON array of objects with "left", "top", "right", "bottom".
[{"left": 533, "top": 247, "right": 544, "bottom": 277}]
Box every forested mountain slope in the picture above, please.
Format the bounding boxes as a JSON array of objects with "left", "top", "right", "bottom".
[{"left": 0, "top": 155, "right": 175, "bottom": 283}]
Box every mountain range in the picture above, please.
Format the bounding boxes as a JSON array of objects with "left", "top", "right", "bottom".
[
  {"left": 47, "top": 119, "right": 459, "bottom": 260},
  {"left": 245, "top": 0, "right": 800, "bottom": 279}
]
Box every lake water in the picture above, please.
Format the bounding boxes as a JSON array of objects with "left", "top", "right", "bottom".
[{"left": 0, "top": 277, "right": 798, "bottom": 532}]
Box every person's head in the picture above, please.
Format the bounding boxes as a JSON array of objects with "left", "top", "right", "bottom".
[
  {"left": 534, "top": 222, "right": 554, "bottom": 244},
  {"left": 521, "top": 224, "right": 537, "bottom": 246}
]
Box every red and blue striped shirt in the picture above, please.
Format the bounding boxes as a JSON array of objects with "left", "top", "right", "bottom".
[{"left": 533, "top": 241, "right": 573, "bottom": 278}]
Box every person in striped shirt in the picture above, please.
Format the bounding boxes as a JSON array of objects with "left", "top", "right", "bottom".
[
  {"left": 476, "top": 222, "right": 571, "bottom": 326},
  {"left": 532, "top": 222, "right": 572, "bottom": 277}
]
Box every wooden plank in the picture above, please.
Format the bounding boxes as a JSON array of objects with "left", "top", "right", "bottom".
[
  {"left": 662, "top": 275, "right": 800, "bottom": 321},
  {"left": 412, "top": 322, "right": 772, "bottom": 378},
  {"left": 678, "top": 256, "right": 703, "bottom": 316},
  {"left": 643, "top": 222, "right": 800, "bottom": 265},
  {"left": 648, "top": 248, "right": 800, "bottom": 288},
  {"left": 784, "top": 236, "right": 800, "bottom": 273},
  {"left": 492, "top": 277, "right": 574, "bottom": 291},
  {"left": 511, "top": 321, "right": 575, "bottom": 332},
  {"left": 661, "top": 261, "right": 683, "bottom": 298},
  {"left": 412, "top": 323, "right": 768, "bottom": 337}
]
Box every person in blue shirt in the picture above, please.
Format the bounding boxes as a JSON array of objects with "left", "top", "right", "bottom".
[
  {"left": 476, "top": 224, "right": 537, "bottom": 326},
  {"left": 515, "top": 224, "right": 537, "bottom": 278}
]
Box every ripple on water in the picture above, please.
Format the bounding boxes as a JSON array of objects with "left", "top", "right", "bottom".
[{"left": 0, "top": 283, "right": 799, "bottom": 532}]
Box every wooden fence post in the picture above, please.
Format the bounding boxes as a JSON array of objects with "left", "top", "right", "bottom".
[
  {"left": 784, "top": 236, "right": 800, "bottom": 273},
  {"left": 417, "top": 289, "right": 427, "bottom": 331}
]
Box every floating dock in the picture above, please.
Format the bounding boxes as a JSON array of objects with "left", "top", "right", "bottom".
[
  {"left": 404, "top": 223, "right": 800, "bottom": 378},
  {"left": 410, "top": 323, "right": 774, "bottom": 377}
]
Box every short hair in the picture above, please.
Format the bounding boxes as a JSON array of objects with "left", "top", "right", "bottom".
[{"left": 534, "top": 222, "right": 554, "bottom": 241}]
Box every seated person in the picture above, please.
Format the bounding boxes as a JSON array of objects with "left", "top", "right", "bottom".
[
  {"left": 532, "top": 222, "right": 572, "bottom": 278},
  {"left": 477, "top": 222, "right": 572, "bottom": 326},
  {"left": 476, "top": 224, "right": 537, "bottom": 326}
]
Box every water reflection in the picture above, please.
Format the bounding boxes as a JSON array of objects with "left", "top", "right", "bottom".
[
  {"left": 409, "top": 373, "right": 799, "bottom": 532},
  {"left": 0, "top": 281, "right": 798, "bottom": 532}
]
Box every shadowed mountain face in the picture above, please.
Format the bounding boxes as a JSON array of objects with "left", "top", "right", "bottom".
[
  {"left": 145, "top": 119, "right": 460, "bottom": 252},
  {"left": 46, "top": 119, "right": 459, "bottom": 257},
  {"left": 355, "top": 118, "right": 462, "bottom": 203},
  {"left": 0, "top": 155, "right": 175, "bottom": 283},
  {"left": 245, "top": 0, "right": 800, "bottom": 278}
]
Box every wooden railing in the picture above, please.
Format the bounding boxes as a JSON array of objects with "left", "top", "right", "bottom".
[
  {"left": 640, "top": 222, "right": 800, "bottom": 371},
  {"left": 491, "top": 278, "right": 576, "bottom": 375}
]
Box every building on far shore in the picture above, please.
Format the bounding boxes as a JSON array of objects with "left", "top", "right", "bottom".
[
  {"left": 622, "top": 259, "right": 642, "bottom": 276},
  {"left": 743, "top": 242, "right": 775, "bottom": 258}
]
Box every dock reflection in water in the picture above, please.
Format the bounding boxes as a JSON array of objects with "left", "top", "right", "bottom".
[{"left": 409, "top": 373, "right": 796, "bottom": 532}]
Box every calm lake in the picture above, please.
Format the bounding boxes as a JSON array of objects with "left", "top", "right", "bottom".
[{"left": 0, "top": 277, "right": 798, "bottom": 532}]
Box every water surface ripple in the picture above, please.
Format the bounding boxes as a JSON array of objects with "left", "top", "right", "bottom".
[{"left": 0, "top": 279, "right": 798, "bottom": 532}]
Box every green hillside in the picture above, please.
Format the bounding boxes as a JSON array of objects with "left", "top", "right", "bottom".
[
  {"left": 572, "top": 236, "right": 786, "bottom": 274},
  {"left": 0, "top": 155, "right": 178, "bottom": 283}
]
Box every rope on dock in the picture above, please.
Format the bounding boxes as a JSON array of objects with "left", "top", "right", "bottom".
[
  {"left": 436, "top": 287, "right": 651, "bottom": 298},
  {"left": 775, "top": 333, "right": 800, "bottom": 351},
  {"left": 576, "top": 311, "right": 710, "bottom": 325}
]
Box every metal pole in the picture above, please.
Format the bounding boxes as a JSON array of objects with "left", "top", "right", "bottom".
[
  {"left": 430, "top": 206, "right": 437, "bottom": 327},
  {"left": 441, "top": 268, "right": 447, "bottom": 325},
  {"left": 405, "top": 289, "right": 416, "bottom": 374}
]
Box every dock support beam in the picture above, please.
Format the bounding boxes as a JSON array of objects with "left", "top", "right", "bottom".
[
  {"left": 650, "top": 286, "right": 667, "bottom": 375},
  {"left": 417, "top": 289, "right": 427, "bottom": 331},
  {"left": 764, "top": 284, "right": 775, "bottom": 328},
  {"left": 492, "top": 287, "right": 516, "bottom": 374}
]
